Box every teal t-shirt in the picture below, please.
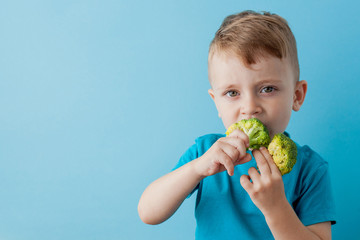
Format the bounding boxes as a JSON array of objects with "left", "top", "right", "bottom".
[{"left": 173, "top": 134, "right": 336, "bottom": 240}]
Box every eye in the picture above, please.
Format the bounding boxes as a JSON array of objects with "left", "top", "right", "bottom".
[
  {"left": 225, "top": 90, "right": 239, "bottom": 97},
  {"left": 260, "top": 86, "right": 275, "bottom": 93}
]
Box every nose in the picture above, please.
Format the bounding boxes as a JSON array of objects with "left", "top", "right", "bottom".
[{"left": 239, "top": 93, "right": 262, "bottom": 118}]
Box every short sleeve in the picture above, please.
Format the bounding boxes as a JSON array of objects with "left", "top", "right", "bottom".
[
  {"left": 172, "top": 134, "right": 224, "bottom": 171},
  {"left": 294, "top": 162, "right": 336, "bottom": 225},
  {"left": 171, "top": 134, "right": 224, "bottom": 199},
  {"left": 172, "top": 143, "right": 199, "bottom": 171}
]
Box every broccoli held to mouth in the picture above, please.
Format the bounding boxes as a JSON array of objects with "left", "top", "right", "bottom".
[
  {"left": 226, "top": 118, "right": 297, "bottom": 175},
  {"left": 225, "top": 118, "right": 271, "bottom": 149}
]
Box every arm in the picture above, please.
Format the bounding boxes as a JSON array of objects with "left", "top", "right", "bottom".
[
  {"left": 240, "top": 147, "right": 331, "bottom": 240},
  {"left": 138, "top": 132, "right": 252, "bottom": 225},
  {"left": 265, "top": 201, "right": 331, "bottom": 240},
  {"left": 137, "top": 159, "right": 203, "bottom": 225}
]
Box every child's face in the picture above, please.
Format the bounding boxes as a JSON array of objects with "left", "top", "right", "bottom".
[{"left": 208, "top": 52, "right": 307, "bottom": 138}]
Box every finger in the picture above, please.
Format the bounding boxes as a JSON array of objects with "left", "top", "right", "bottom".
[
  {"left": 259, "top": 147, "right": 281, "bottom": 175},
  {"left": 240, "top": 174, "right": 253, "bottom": 192},
  {"left": 228, "top": 129, "right": 250, "bottom": 148},
  {"left": 222, "top": 137, "right": 248, "bottom": 159},
  {"left": 234, "top": 153, "right": 252, "bottom": 165},
  {"left": 252, "top": 149, "right": 271, "bottom": 175},
  {"left": 219, "top": 141, "right": 241, "bottom": 163},
  {"left": 248, "top": 166, "right": 261, "bottom": 183},
  {"left": 219, "top": 149, "right": 235, "bottom": 176}
]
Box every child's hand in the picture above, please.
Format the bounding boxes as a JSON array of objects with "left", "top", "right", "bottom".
[
  {"left": 194, "top": 130, "right": 252, "bottom": 177},
  {"left": 240, "top": 147, "right": 287, "bottom": 215}
]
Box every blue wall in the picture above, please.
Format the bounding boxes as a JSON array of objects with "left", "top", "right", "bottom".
[{"left": 1, "top": 0, "right": 359, "bottom": 239}]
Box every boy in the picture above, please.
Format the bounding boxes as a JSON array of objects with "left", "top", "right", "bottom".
[{"left": 138, "top": 10, "right": 336, "bottom": 239}]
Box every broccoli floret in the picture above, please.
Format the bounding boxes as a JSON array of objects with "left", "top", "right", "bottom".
[
  {"left": 226, "top": 119, "right": 297, "bottom": 175},
  {"left": 225, "top": 118, "right": 271, "bottom": 149},
  {"left": 268, "top": 133, "right": 297, "bottom": 175}
]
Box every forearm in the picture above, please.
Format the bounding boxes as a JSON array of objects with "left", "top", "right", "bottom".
[
  {"left": 264, "top": 201, "right": 327, "bottom": 240},
  {"left": 138, "top": 159, "right": 203, "bottom": 225}
]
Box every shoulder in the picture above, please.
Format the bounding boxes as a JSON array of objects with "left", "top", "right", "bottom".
[
  {"left": 195, "top": 133, "right": 225, "bottom": 145},
  {"left": 293, "top": 142, "right": 329, "bottom": 183},
  {"left": 186, "top": 133, "right": 225, "bottom": 158},
  {"left": 173, "top": 133, "right": 225, "bottom": 171},
  {"left": 193, "top": 133, "right": 225, "bottom": 155},
  {"left": 296, "top": 143, "right": 328, "bottom": 169}
]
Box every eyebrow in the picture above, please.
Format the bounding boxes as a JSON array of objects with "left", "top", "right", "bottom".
[
  {"left": 256, "top": 78, "right": 283, "bottom": 85},
  {"left": 213, "top": 84, "right": 238, "bottom": 91}
]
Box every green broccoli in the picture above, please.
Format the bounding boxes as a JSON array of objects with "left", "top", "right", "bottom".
[
  {"left": 268, "top": 133, "right": 297, "bottom": 175},
  {"left": 226, "top": 118, "right": 297, "bottom": 175},
  {"left": 225, "top": 118, "right": 271, "bottom": 149}
]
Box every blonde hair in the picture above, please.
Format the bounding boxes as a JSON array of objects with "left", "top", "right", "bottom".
[{"left": 209, "top": 10, "right": 299, "bottom": 81}]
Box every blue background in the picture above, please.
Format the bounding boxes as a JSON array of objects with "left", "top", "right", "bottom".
[{"left": 1, "top": 0, "right": 359, "bottom": 239}]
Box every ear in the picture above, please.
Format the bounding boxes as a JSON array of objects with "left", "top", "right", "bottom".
[
  {"left": 208, "top": 89, "right": 215, "bottom": 100},
  {"left": 208, "top": 89, "right": 221, "bottom": 118},
  {"left": 292, "top": 80, "right": 308, "bottom": 111}
]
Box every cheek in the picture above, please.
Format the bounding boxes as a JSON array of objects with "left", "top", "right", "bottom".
[
  {"left": 266, "top": 98, "right": 293, "bottom": 135},
  {"left": 217, "top": 102, "right": 239, "bottom": 128}
]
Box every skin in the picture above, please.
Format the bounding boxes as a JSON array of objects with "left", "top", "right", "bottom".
[{"left": 138, "top": 51, "right": 331, "bottom": 239}]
